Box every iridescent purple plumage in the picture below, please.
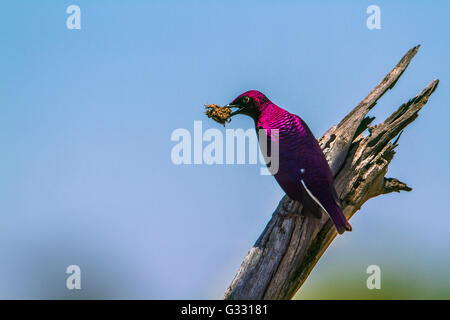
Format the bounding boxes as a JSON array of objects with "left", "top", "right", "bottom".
[{"left": 227, "top": 90, "right": 352, "bottom": 234}]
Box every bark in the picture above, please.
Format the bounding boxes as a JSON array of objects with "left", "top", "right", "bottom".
[{"left": 223, "top": 45, "right": 439, "bottom": 300}]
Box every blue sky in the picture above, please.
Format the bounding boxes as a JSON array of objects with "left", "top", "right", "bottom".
[{"left": 0, "top": 1, "right": 449, "bottom": 299}]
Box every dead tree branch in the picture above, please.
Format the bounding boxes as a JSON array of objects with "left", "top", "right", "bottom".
[{"left": 224, "top": 45, "right": 439, "bottom": 300}]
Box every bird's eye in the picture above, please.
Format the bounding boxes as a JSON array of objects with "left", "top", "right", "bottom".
[{"left": 242, "top": 96, "right": 250, "bottom": 104}]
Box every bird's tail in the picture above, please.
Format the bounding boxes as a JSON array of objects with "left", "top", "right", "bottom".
[{"left": 328, "top": 204, "right": 352, "bottom": 234}]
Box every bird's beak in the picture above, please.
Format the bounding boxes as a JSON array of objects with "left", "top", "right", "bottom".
[{"left": 225, "top": 104, "right": 244, "bottom": 116}]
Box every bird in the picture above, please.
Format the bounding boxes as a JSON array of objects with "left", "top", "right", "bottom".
[{"left": 225, "top": 90, "right": 352, "bottom": 234}]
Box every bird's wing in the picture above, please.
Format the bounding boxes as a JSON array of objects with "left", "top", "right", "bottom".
[
  {"left": 290, "top": 114, "right": 340, "bottom": 217},
  {"left": 299, "top": 178, "right": 327, "bottom": 218},
  {"left": 329, "top": 180, "right": 342, "bottom": 207}
]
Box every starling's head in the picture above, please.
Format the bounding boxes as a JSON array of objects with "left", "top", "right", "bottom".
[{"left": 226, "top": 90, "right": 270, "bottom": 120}]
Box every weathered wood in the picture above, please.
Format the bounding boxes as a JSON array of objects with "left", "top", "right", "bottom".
[{"left": 224, "top": 45, "right": 439, "bottom": 300}]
